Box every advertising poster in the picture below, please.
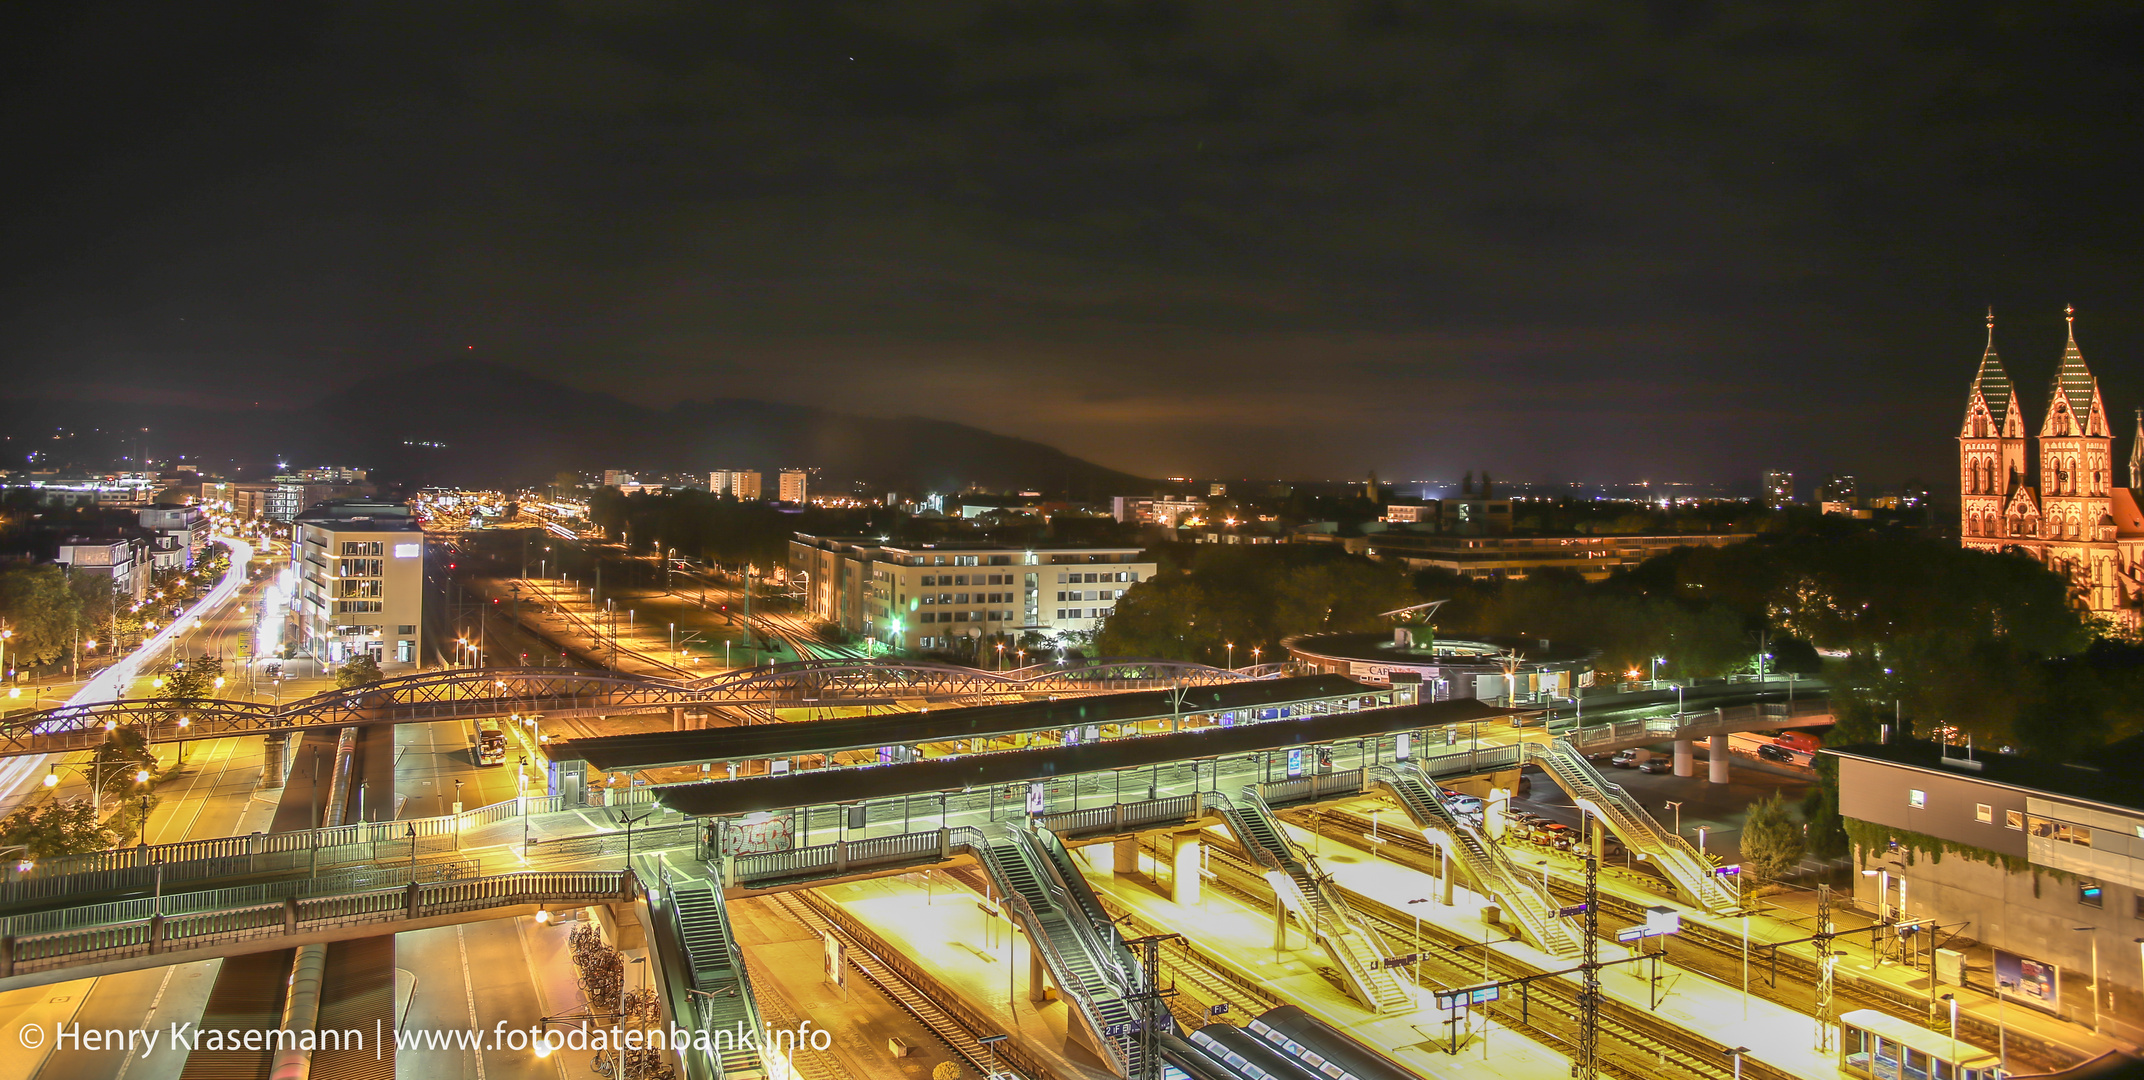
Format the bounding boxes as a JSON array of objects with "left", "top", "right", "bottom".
[
  {"left": 1994, "top": 949, "right": 2060, "bottom": 1011},
  {"left": 1286, "top": 747, "right": 1305, "bottom": 778}
]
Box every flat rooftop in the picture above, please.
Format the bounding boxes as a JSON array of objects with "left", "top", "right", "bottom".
[
  {"left": 554, "top": 674, "right": 1377, "bottom": 771},
  {"left": 652, "top": 695, "right": 1509, "bottom": 817},
  {"left": 1826, "top": 738, "right": 2144, "bottom": 813}
]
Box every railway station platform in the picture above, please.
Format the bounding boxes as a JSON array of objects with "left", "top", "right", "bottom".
[{"left": 1294, "top": 788, "right": 2135, "bottom": 1075}]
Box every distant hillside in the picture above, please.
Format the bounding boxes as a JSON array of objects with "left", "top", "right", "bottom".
[{"left": 0, "top": 361, "right": 1149, "bottom": 498}]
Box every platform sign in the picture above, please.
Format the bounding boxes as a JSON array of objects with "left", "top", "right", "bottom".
[
  {"left": 823, "top": 931, "right": 846, "bottom": 989},
  {"left": 1207, "top": 1003, "right": 1230, "bottom": 1016},
  {"left": 1104, "top": 1020, "right": 1144, "bottom": 1037},
  {"left": 1434, "top": 985, "right": 1499, "bottom": 1010},
  {"left": 1556, "top": 904, "right": 1591, "bottom": 917},
  {"left": 1286, "top": 747, "right": 1305, "bottom": 778},
  {"left": 1383, "top": 954, "right": 1420, "bottom": 968}
]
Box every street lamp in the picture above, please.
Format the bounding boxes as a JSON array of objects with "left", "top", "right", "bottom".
[{"left": 1226, "top": 642, "right": 1234, "bottom": 670}]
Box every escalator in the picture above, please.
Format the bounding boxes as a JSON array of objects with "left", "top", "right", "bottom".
[
  {"left": 1209, "top": 790, "right": 1412, "bottom": 1013},
  {"left": 973, "top": 824, "right": 1151, "bottom": 1076},
  {"left": 1371, "top": 764, "right": 1581, "bottom": 957},
  {"left": 664, "top": 878, "right": 769, "bottom": 1078},
  {"left": 1528, "top": 741, "right": 1737, "bottom": 912}
]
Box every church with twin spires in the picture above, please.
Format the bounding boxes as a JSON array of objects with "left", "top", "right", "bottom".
[{"left": 1960, "top": 306, "right": 2144, "bottom": 630}]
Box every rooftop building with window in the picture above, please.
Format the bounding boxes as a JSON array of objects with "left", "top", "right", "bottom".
[{"left": 1827, "top": 738, "right": 2144, "bottom": 1038}]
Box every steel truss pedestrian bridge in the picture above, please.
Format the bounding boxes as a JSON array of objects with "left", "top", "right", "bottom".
[
  {"left": 0, "top": 656, "right": 1279, "bottom": 757},
  {"left": 0, "top": 682, "right": 1830, "bottom": 1080}
]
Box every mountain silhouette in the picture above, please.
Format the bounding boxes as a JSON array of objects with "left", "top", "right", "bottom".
[{"left": 0, "top": 361, "right": 1148, "bottom": 498}]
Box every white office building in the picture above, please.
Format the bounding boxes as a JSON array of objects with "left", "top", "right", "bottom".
[{"left": 290, "top": 500, "right": 425, "bottom": 666}]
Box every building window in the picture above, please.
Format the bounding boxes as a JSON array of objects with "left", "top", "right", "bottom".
[
  {"left": 1975, "top": 803, "right": 1993, "bottom": 823},
  {"left": 397, "top": 625, "right": 416, "bottom": 635},
  {"left": 1907, "top": 789, "right": 1926, "bottom": 809},
  {"left": 2080, "top": 882, "right": 2104, "bottom": 908},
  {"left": 2005, "top": 810, "right": 2024, "bottom": 830}
]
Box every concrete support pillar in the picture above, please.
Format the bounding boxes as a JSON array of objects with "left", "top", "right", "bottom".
[
  {"left": 1112, "top": 836, "right": 1138, "bottom": 875},
  {"left": 261, "top": 735, "right": 286, "bottom": 789},
  {"left": 1028, "top": 933, "right": 1049, "bottom": 1003},
  {"left": 1708, "top": 734, "right": 1731, "bottom": 784},
  {"left": 269, "top": 943, "right": 328, "bottom": 1080},
  {"left": 1171, "top": 835, "right": 1202, "bottom": 906},
  {"left": 1673, "top": 739, "right": 1695, "bottom": 778}
]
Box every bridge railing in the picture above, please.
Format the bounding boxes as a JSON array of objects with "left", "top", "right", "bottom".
[
  {"left": 0, "top": 859, "right": 480, "bottom": 938},
  {"left": 0, "top": 869, "right": 633, "bottom": 980}
]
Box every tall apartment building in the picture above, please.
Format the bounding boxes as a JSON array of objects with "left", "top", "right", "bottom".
[
  {"left": 709, "top": 470, "right": 763, "bottom": 500},
  {"left": 1818, "top": 473, "right": 1860, "bottom": 513},
  {"left": 1761, "top": 470, "right": 1795, "bottom": 508},
  {"left": 789, "top": 534, "right": 1155, "bottom": 652},
  {"left": 778, "top": 469, "right": 808, "bottom": 504},
  {"left": 290, "top": 500, "right": 425, "bottom": 666}
]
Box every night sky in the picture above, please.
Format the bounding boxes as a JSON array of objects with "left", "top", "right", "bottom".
[{"left": 5, "top": 2, "right": 2142, "bottom": 488}]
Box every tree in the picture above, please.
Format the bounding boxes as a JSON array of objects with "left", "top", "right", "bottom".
[
  {"left": 932, "top": 1063, "right": 963, "bottom": 1080},
  {"left": 0, "top": 565, "right": 83, "bottom": 669},
  {"left": 156, "top": 656, "right": 226, "bottom": 702},
  {"left": 0, "top": 798, "right": 116, "bottom": 859},
  {"left": 1739, "top": 792, "right": 1807, "bottom": 887},
  {"left": 336, "top": 654, "right": 384, "bottom": 689}
]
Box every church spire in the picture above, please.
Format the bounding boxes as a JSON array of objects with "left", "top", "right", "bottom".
[
  {"left": 2043, "top": 304, "right": 2107, "bottom": 438},
  {"left": 1965, "top": 308, "right": 2016, "bottom": 435}
]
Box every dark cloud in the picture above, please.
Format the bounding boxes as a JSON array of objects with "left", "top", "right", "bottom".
[{"left": 3, "top": 1, "right": 2142, "bottom": 484}]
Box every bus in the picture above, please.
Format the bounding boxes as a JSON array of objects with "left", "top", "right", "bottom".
[
  {"left": 474, "top": 718, "right": 508, "bottom": 766},
  {"left": 1839, "top": 1008, "right": 2002, "bottom": 1080}
]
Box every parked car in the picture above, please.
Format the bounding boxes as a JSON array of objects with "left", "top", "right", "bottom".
[
  {"left": 1638, "top": 758, "right": 1672, "bottom": 774},
  {"left": 1757, "top": 744, "right": 1797, "bottom": 763},
  {"left": 1446, "top": 795, "right": 1485, "bottom": 814},
  {"left": 1609, "top": 749, "right": 1640, "bottom": 768}
]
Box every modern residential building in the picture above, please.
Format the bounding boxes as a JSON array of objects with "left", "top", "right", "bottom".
[
  {"left": 55, "top": 536, "right": 151, "bottom": 602},
  {"left": 289, "top": 500, "right": 425, "bottom": 667},
  {"left": 709, "top": 470, "right": 763, "bottom": 500},
  {"left": 1365, "top": 531, "right": 1753, "bottom": 581},
  {"left": 138, "top": 506, "right": 209, "bottom": 571},
  {"left": 1761, "top": 470, "right": 1795, "bottom": 508},
  {"left": 778, "top": 469, "right": 808, "bottom": 504},
  {"left": 1829, "top": 738, "right": 2144, "bottom": 1039},
  {"left": 788, "top": 534, "right": 1156, "bottom": 652},
  {"left": 602, "top": 470, "right": 637, "bottom": 488}
]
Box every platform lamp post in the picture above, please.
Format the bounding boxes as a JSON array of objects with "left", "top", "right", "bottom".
[
  {"left": 1939, "top": 993, "right": 1958, "bottom": 1073},
  {"left": 1723, "top": 1047, "right": 1749, "bottom": 1080},
  {"left": 1226, "top": 642, "right": 1234, "bottom": 671}
]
